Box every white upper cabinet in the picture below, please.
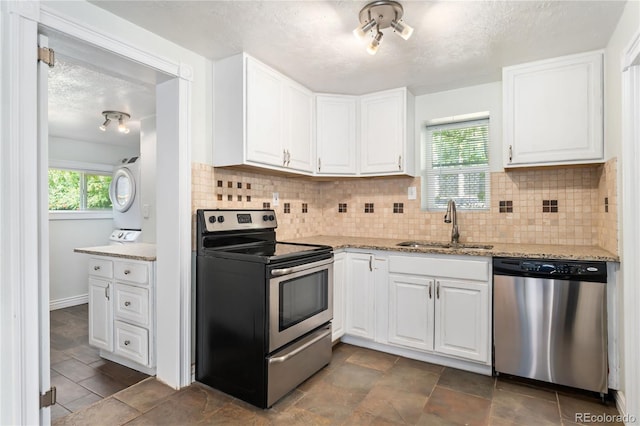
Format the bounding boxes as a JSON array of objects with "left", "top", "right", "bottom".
[
  {"left": 214, "top": 53, "right": 314, "bottom": 173},
  {"left": 503, "top": 51, "right": 604, "bottom": 167},
  {"left": 360, "top": 87, "right": 415, "bottom": 176},
  {"left": 315, "top": 95, "right": 358, "bottom": 175}
]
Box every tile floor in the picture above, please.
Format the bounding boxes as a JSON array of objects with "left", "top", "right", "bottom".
[
  {"left": 53, "top": 341, "right": 622, "bottom": 425},
  {"left": 50, "top": 304, "right": 149, "bottom": 422}
]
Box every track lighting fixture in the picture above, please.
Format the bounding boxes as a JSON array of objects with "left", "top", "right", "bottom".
[
  {"left": 353, "top": 0, "right": 414, "bottom": 55},
  {"left": 99, "top": 110, "right": 130, "bottom": 134}
]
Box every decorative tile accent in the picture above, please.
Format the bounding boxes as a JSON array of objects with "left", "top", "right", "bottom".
[
  {"left": 217, "top": 194, "right": 222, "bottom": 201},
  {"left": 499, "top": 200, "right": 513, "bottom": 213},
  {"left": 237, "top": 195, "right": 242, "bottom": 202},
  {"left": 246, "top": 183, "right": 252, "bottom": 190},
  {"left": 338, "top": 203, "right": 347, "bottom": 213},
  {"left": 263, "top": 202, "right": 270, "bottom": 209},
  {"left": 217, "top": 180, "right": 223, "bottom": 188},
  {"left": 364, "top": 203, "right": 374, "bottom": 213},
  {"left": 227, "top": 194, "right": 233, "bottom": 202},
  {"left": 604, "top": 197, "right": 609, "bottom": 213},
  {"left": 227, "top": 181, "right": 233, "bottom": 188},
  {"left": 393, "top": 203, "right": 404, "bottom": 214},
  {"left": 302, "top": 203, "right": 308, "bottom": 213},
  {"left": 246, "top": 196, "right": 252, "bottom": 202},
  {"left": 284, "top": 203, "right": 291, "bottom": 214},
  {"left": 542, "top": 200, "right": 558, "bottom": 213}
]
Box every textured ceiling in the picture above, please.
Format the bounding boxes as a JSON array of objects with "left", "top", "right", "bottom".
[
  {"left": 47, "top": 0, "right": 626, "bottom": 147},
  {"left": 88, "top": 0, "right": 627, "bottom": 95}
]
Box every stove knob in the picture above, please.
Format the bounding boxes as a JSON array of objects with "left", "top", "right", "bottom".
[
  {"left": 263, "top": 215, "right": 269, "bottom": 221},
  {"left": 268, "top": 215, "right": 275, "bottom": 221},
  {"left": 217, "top": 215, "right": 225, "bottom": 223},
  {"left": 208, "top": 216, "right": 216, "bottom": 223},
  {"left": 118, "top": 232, "right": 124, "bottom": 238}
]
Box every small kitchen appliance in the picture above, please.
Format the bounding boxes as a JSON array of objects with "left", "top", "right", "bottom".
[{"left": 195, "top": 209, "right": 334, "bottom": 408}]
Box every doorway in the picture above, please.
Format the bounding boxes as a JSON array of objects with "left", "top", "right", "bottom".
[{"left": 42, "top": 33, "right": 158, "bottom": 421}]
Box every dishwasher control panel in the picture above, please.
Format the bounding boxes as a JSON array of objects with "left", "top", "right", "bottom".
[{"left": 494, "top": 258, "right": 607, "bottom": 282}]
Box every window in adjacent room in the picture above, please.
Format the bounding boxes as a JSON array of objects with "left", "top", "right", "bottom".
[
  {"left": 48, "top": 168, "right": 112, "bottom": 211},
  {"left": 422, "top": 114, "right": 490, "bottom": 211}
]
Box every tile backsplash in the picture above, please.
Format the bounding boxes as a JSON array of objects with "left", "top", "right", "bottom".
[{"left": 191, "top": 160, "right": 618, "bottom": 254}]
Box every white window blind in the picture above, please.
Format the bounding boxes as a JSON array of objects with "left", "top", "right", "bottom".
[{"left": 422, "top": 117, "right": 490, "bottom": 211}]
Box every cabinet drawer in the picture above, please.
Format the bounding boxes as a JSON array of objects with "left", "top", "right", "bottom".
[
  {"left": 114, "top": 262, "right": 148, "bottom": 284},
  {"left": 114, "top": 320, "right": 149, "bottom": 366},
  {"left": 88, "top": 258, "right": 113, "bottom": 279},
  {"left": 389, "top": 255, "right": 490, "bottom": 281},
  {"left": 114, "top": 284, "right": 149, "bottom": 327}
]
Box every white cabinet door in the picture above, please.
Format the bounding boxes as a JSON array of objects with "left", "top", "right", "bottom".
[
  {"left": 246, "top": 57, "right": 285, "bottom": 167},
  {"left": 434, "top": 279, "right": 489, "bottom": 363},
  {"left": 316, "top": 95, "right": 357, "bottom": 175},
  {"left": 503, "top": 51, "right": 603, "bottom": 167},
  {"left": 89, "top": 277, "right": 113, "bottom": 352},
  {"left": 360, "top": 88, "right": 405, "bottom": 174},
  {"left": 285, "top": 82, "right": 314, "bottom": 172},
  {"left": 332, "top": 252, "right": 346, "bottom": 342},
  {"left": 345, "top": 253, "right": 375, "bottom": 339},
  {"left": 388, "top": 274, "right": 434, "bottom": 351}
]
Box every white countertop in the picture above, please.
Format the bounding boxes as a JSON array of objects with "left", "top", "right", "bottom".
[{"left": 74, "top": 243, "right": 156, "bottom": 261}]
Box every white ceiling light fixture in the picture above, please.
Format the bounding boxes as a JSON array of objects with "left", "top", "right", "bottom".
[
  {"left": 353, "top": 0, "right": 414, "bottom": 55},
  {"left": 99, "top": 110, "right": 131, "bottom": 134}
]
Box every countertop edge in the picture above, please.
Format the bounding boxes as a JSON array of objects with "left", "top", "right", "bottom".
[{"left": 73, "top": 246, "right": 156, "bottom": 262}]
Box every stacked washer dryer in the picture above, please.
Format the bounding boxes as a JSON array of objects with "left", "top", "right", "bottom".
[{"left": 109, "top": 156, "right": 142, "bottom": 244}]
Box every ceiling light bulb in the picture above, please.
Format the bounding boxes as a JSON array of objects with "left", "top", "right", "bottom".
[
  {"left": 390, "top": 19, "right": 414, "bottom": 40},
  {"left": 99, "top": 118, "right": 110, "bottom": 131},
  {"left": 353, "top": 20, "right": 376, "bottom": 40},
  {"left": 118, "top": 117, "right": 128, "bottom": 133},
  {"left": 367, "top": 31, "right": 383, "bottom": 55}
]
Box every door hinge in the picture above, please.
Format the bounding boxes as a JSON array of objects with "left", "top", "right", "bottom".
[
  {"left": 40, "top": 386, "right": 57, "bottom": 408},
  {"left": 38, "top": 47, "right": 55, "bottom": 68}
]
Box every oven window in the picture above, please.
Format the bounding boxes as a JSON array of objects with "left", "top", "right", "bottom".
[{"left": 279, "top": 270, "right": 328, "bottom": 331}]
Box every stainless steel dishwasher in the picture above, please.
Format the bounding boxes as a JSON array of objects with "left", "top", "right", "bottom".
[{"left": 493, "top": 257, "right": 608, "bottom": 394}]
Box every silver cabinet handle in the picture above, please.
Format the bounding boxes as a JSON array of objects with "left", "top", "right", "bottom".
[
  {"left": 369, "top": 256, "right": 373, "bottom": 272},
  {"left": 105, "top": 283, "right": 110, "bottom": 301},
  {"left": 94, "top": 265, "right": 101, "bottom": 271},
  {"left": 124, "top": 301, "right": 131, "bottom": 307},
  {"left": 318, "top": 157, "right": 321, "bottom": 172},
  {"left": 428, "top": 282, "right": 432, "bottom": 299},
  {"left": 508, "top": 145, "right": 513, "bottom": 162},
  {"left": 436, "top": 281, "right": 440, "bottom": 299},
  {"left": 124, "top": 270, "right": 131, "bottom": 275},
  {"left": 398, "top": 155, "right": 402, "bottom": 170},
  {"left": 283, "top": 149, "right": 287, "bottom": 166},
  {"left": 124, "top": 340, "right": 130, "bottom": 346},
  {"left": 286, "top": 150, "right": 291, "bottom": 166}
]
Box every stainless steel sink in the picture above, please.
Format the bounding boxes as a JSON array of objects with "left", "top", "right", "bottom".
[{"left": 396, "top": 241, "right": 493, "bottom": 250}]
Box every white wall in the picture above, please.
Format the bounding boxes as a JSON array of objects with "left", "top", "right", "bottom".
[
  {"left": 140, "top": 116, "right": 157, "bottom": 243},
  {"left": 42, "top": 1, "right": 212, "bottom": 165},
  {"left": 49, "top": 136, "right": 137, "bottom": 164},
  {"left": 414, "top": 82, "right": 503, "bottom": 172},
  {"left": 604, "top": 0, "right": 640, "bottom": 418}
]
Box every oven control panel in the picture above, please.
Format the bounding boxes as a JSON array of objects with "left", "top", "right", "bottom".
[{"left": 199, "top": 209, "right": 277, "bottom": 232}]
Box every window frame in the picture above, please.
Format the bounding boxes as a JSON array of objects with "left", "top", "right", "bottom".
[
  {"left": 421, "top": 112, "right": 491, "bottom": 212},
  {"left": 48, "top": 160, "right": 114, "bottom": 220}
]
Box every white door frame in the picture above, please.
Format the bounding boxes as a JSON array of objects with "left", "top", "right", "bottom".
[
  {"left": 0, "top": 2, "right": 193, "bottom": 423},
  {"left": 621, "top": 29, "right": 640, "bottom": 421}
]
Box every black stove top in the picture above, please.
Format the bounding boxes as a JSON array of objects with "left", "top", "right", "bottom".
[{"left": 202, "top": 241, "right": 331, "bottom": 264}]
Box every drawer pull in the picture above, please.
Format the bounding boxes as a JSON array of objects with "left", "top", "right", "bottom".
[
  {"left": 124, "top": 340, "right": 130, "bottom": 346},
  {"left": 124, "top": 301, "right": 131, "bottom": 307},
  {"left": 94, "top": 266, "right": 101, "bottom": 271},
  {"left": 124, "top": 269, "right": 131, "bottom": 275}
]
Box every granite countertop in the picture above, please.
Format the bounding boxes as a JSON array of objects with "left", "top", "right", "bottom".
[
  {"left": 74, "top": 243, "right": 156, "bottom": 261},
  {"left": 286, "top": 235, "right": 619, "bottom": 262}
]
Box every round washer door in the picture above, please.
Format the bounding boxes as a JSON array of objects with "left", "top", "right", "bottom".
[{"left": 109, "top": 167, "right": 136, "bottom": 213}]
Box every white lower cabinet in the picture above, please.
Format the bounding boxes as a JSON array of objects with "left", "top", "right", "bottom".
[
  {"left": 345, "top": 252, "right": 376, "bottom": 339},
  {"left": 88, "top": 256, "right": 156, "bottom": 373},
  {"left": 387, "top": 274, "right": 433, "bottom": 351},
  {"left": 332, "top": 252, "right": 346, "bottom": 342}
]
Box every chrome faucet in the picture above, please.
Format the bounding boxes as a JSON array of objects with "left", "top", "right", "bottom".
[{"left": 443, "top": 199, "right": 460, "bottom": 245}]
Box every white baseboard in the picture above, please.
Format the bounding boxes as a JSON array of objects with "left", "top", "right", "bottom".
[
  {"left": 615, "top": 390, "right": 627, "bottom": 420},
  {"left": 49, "top": 294, "right": 88, "bottom": 311}
]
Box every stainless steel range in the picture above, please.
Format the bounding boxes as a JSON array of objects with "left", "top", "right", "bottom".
[{"left": 195, "top": 209, "right": 333, "bottom": 408}]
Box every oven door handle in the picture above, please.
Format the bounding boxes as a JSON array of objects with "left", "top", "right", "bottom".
[
  {"left": 268, "top": 327, "right": 331, "bottom": 364},
  {"left": 270, "top": 258, "right": 333, "bottom": 277}
]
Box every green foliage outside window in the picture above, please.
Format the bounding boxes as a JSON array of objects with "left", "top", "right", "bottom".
[{"left": 48, "top": 169, "right": 112, "bottom": 211}]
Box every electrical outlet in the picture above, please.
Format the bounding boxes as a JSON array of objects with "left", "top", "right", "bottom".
[
  {"left": 408, "top": 186, "right": 417, "bottom": 200},
  {"left": 272, "top": 192, "right": 279, "bottom": 207}
]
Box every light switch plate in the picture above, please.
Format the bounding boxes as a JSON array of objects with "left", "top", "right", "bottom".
[
  {"left": 408, "top": 186, "right": 417, "bottom": 200},
  {"left": 142, "top": 204, "right": 150, "bottom": 218},
  {"left": 273, "top": 192, "right": 280, "bottom": 207}
]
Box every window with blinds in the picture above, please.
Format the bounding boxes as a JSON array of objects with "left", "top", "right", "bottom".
[{"left": 422, "top": 117, "right": 490, "bottom": 211}]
